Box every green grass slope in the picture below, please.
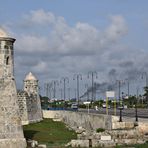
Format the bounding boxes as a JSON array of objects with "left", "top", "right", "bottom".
[{"left": 23, "top": 118, "right": 77, "bottom": 147}]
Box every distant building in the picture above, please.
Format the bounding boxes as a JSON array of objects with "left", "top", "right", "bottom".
[{"left": 17, "top": 72, "right": 42, "bottom": 125}]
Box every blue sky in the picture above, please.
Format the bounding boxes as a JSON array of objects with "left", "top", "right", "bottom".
[{"left": 0, "top": 0, "right": 148, "bottom": 99}]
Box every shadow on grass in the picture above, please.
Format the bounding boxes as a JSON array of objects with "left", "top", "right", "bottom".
[{"left": 24, "top": 130, "right": 39, "bottom": 140}]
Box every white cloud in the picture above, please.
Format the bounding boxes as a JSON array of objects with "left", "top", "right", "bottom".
[
  {"left": 14, "top": 10, "right": 128, "bottom": 58},
  {"left": 16, "top": 35, "right": 49, "bottom": 52},
  {"left": 100, "top": 15, "right": 128, "bottom": 45},
  {"left": 32, "top": 61, "right": 47, "bottom": 73},
  {"left": 23, "top": 9, "right": 56, "bottom": 26},
  {"left": 3, "top": 9, "right": 147, "bottom": 95}
]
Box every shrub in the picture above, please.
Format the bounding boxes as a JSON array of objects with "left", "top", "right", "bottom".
[{"left": 96, "top": 128, "right": 105, "bottom": 133}]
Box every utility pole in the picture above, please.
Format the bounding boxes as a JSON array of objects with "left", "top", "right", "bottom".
[
  {"left": 88, "top": 71, "right": 97, "bottom": 103},
  {"left": 73, "top": 74, "right": 82, "bottom": 105}
]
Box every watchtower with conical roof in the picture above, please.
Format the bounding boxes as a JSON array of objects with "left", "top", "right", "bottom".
[
  {"left": 24, "top": 72, "right": 38, "bottom": 95},
  {"left": 18, "top": 72, "right": 42, "bottom": 124}
]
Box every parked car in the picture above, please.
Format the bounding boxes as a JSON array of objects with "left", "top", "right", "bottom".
[
  {"left": 71, "top": 104, "right": 78, "bottom": 110},
  {"left": 102, "top": 104, "right": 110, "bottom": 109}
]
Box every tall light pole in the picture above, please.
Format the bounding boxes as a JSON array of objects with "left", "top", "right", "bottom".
[
  {"left": 59, "top": 88, "right": 63, "bottom": 99},
  {"left": 135, "top": 86, "right": 139, "bottom": 122},
  {"left": 68, "top": 87, "right": 71, "bottom": 100},
  {"left": 88, "top": 71, "right": 97, "bottom": 103},
  {"left": 85, "top": 84, "right": 89, "bottom": 101},
  {"left": 74, "top": 88, "right": 77, "bottom": 99},
  {"left": 125, "top": 78, "right": 130, "bottom": 98},
  {"left": 60, "top": 77, "right": 69, "bottom": 101},
  {"left": 44, "top": 83, "right": 49, "bottom": 97},
  {"left": 52, "top": 80, "right": 59, "bottom": 98},
  {"left": 116, "top": 80, "right": 124, "bottom": 122},
  {"left": 94, "top": 82, "right": 97, "bottom": 101},
  {"left": 44, "top": 82, "right": 52, "bottom": 98},
  {"left": 116, "top": 80, "right": 124, "bottom": 100},
  {"left": 142, "top": 72, "right": 148, "bottom": 106},
  {"left": 73, "top": 74, "right": 82, "bottom": 105},
  {"left": 142, "top": 72, "right": 148, "bottom": 86}
]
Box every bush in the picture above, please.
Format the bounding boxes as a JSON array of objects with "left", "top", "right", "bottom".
[
  {"left": 96, "top": 128, "right": 105, "bottom": 133},
  {"left": 78, "top": 104, "right": 86, "bottom": 108}
]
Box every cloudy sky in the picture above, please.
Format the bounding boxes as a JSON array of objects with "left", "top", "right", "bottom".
[{"left": 0, "top": 0, "right": 148, "bottom": 98}]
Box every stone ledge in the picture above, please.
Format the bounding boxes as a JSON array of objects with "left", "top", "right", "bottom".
[
  {"left": 92, "top": 139, "right": 116, "bottom": 148},
  {"left": 0, "top": 138, "right": 26, "bottom": 148}
]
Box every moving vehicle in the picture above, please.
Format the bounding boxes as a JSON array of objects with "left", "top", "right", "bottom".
[
  {"left": 71, "top": 104, "right": 78, "bottom": 110},
  {"left": 102, "top": 103, "right": 110, "bottom": 109}
]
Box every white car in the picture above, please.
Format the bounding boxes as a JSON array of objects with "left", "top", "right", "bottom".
[{"left": 71, "top": 104, "right": 78, "bottom": 110}]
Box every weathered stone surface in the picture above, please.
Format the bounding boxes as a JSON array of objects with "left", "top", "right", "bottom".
[
  {"left": 101, "top": 135, "right": 112, "bottom": 141},
  {"left": 43, "top": 110, "right": 112, "bottom": 130},
  {"left": 76, "top": 126, "right": 86, "bottom": 134},
  {"left": 137, "top": 139, "right": 145, "bottom": 144},
  {"left": 92, "top": 139, "right": 116, "bottom": 148},
  {"left": 0, "top": 37, "right": 26, "bottom": 147},
  {"left": 43, "top": 110, "right": 148, "bottom": 147},
  {"left": 112, "top": 121, "right": 134, "bottom": 130},
  {"left": 0, "top": 138, "right": 26, "bottom": 148},
  {"left": 18, "top": 72, "right": 43, "bottom": 125},
  {"left": 70, "top": 140, "right": 89, "bottom": 147},
  {"left": 38, "top": 144, "right": 47, "bottom": 148},
  {"left": 116, "top": 138, "right": 137, "bottom": 145},
  {"left": 136, "top": 122, "right": 148, "bottom": 134}
]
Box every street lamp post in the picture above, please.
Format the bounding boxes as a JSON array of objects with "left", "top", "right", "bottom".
[
  {"left": 73, "top": 74, "right": 82, "bottom": 105},
  {"left": 59, "top": 88, "right": 63, "bottom": 99},
  {"left": 85, "top": 84, "right": 89, "bottom": 101},
  {"left": 142, "top": 72, "right": 148, "bottom": 106},
  {"left": 68, "top": 87, "right": 71, "bottom": 100},
  {"left": 125, "top": 78, "right": 130, "bottom": 98},
  {"left": 52, "top": 80, "right": 59, "bottom": 98},
  {"left": 44, "top": 82, "right": 52, "bottom": 99},
  {"left": 88, "top": 71, "right": 97, "bottom": 103},
  {"left": 60, "top": 77, "right": 69, "bottom": 101},
  {"left": 116, "top": 80, "right": 124, "bottom": 122},
  {"left": 135, "top": 87, "right": 139, "bottom": 122},
  {"left": 94, "top": 82, "right": 97, "bottom": 101},
  {"left": 74, "top": 88, "right": 77, "bottom": 99}
]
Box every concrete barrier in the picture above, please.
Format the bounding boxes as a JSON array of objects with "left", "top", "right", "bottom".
[
  {"left": 43, "top": 110, "right": 148, "bottom": 132},
  {"left": 43, "top": 110, "right": 112, "bottom": 130}
]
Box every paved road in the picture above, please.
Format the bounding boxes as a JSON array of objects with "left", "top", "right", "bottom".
[{"left": 78, "top": 108, "right": 148, "bottom": 118}]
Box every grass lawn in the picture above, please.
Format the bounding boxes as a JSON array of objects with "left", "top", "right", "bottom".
[
  {"left": 115, "top": 142, "right": 148, "bottom": 148},
  {"left": 23, "top": 118, "right": 77, "bottom": 147}
]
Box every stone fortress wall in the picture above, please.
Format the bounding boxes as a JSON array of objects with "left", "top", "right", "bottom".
[
  {"left": 43, "top": 110, "right": 148, "bottom": 133},
  {"left": 43, "top": 110, "right": 148, "bottom": 147},
  {"left": 0, "top": 34, "right": 26, "bottom": 147},
  {"left": 43, "top": 110, "right": 112, "bottom": 130},
  {"left": 17, "top": 72, "right": 43, "bottom": 125}
]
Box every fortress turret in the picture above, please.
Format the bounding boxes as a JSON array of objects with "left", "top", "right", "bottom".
[{"left": 0, "top": 30, "right": 26, "bottom": 147}]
